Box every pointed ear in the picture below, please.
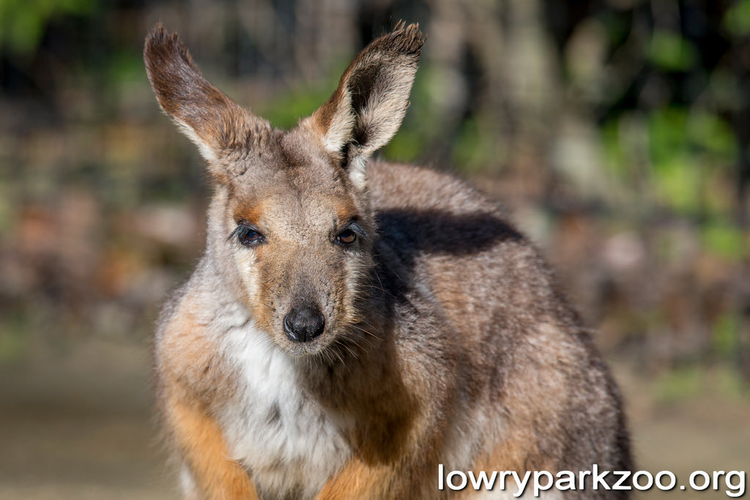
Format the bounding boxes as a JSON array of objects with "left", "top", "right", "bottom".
[
  {"left": 144, "top": 24, "right": 257, "bottom": 177},
  {"left": 312, "top": 22, "right": 424, "bottom": 189}
]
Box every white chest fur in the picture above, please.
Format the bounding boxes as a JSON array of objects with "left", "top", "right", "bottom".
[{"left": 216, "top": 306, "right": 351, "bottom": 499}]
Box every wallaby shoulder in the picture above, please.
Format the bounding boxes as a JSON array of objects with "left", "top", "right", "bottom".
[
  {"left": 367, "top": 160, "right": 631, "bottom": 479},
  {"left": 366, "top": 160, "right": 560, "bottom": 331}
]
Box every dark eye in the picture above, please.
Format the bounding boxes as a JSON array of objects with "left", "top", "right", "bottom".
[
  {"left": 336, "top": 229, "right": 357, "bottom": 245},
  {"left": 233, "top": 224, "right": 264, "bottom": 247}
]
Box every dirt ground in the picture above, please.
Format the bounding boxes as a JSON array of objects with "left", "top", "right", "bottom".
[{"left": 0, "top": 335, "right": 748, "bottom": 499}]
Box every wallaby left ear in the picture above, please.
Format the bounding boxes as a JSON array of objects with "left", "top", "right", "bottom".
[
  {"left": 312, "top": 22, "right": 424, "bottom": 189},
  {"left": 144, "top": 23, "right": 257, "bottom": 179}
]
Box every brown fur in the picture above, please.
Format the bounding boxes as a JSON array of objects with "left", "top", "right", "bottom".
[
  {"left": 146, "top": 22, "right": 632, "bottom": 500},
  {"left": 167, "top": 397, "right": 260, "bottom": 500},
  {"left": 314, "top": 458, "right": 391, "bottom": 500}
]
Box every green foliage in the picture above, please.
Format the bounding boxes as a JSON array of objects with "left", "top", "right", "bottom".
[
  {"left": 651, "top": 157, "right": 701, "bottom": 213},
  {"left": 106, "top": 48, "right": 145, "bottom": 85},
  {"left": 687, "top": 110, "right": 737, "bottom": 158},
  {"left": 384, "top": 125, "right": 424, "bottom": 163},
  {"left": 713, "top": 311, "right": 740, "bottom": 359},
  {"left": 259, "top": 86, "right": 331, "bottom": 130},
  {"left": 451, "top": 117, "right": 496, "bottom": 173},
  {"left": 714, "top": 366, "right": 746, "bottom": 398},
  {"left": 648, "top": 107, "right": 688, "bottom": 167},
  {"left": 646, "top": 106, "right": 735, "bottom": 169},
  {"left": 0, "top": 315, "right": 28, "bottom": 366},
  {"left": 601, "top": 115, "right": 632, "bottom": 179},
  {"left": 599, "top": 10, "right": 631, "bottom": 48},
  {"left": 701, "top": 223, "right": 745, "bottom": 261},
  {"left": 724, "top": 0, "right": 750, "bottom": 37},
  {"left": 656, "top": 365, "right": 746, "bottom": 401},
  {"left": 647, "top": 107, "right": 697, "bottom": 212},
  {"left": 649, "top": 107, "right": 736, "bottom": 215},
  {"left": 0, "top": 177, "right": 12, "bottom": 234},
  {"left": 655, "top": 366, "right": 703, "bottom": 402},
  {"left": 604, "top": 105, "right": 736, "bottom": 216},
  {"left": 0, "top": 0, "right": 96, "bottom": 56},
  {"left": 257, "top": 59, "right": 349, "bottom": 130},
  {"left": 648, "top": 30, "right": 698, "bottom": 72}
]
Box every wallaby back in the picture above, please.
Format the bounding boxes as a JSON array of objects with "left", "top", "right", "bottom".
[{"left": 146, "top": 22, "right": 631, "bottom": 500}]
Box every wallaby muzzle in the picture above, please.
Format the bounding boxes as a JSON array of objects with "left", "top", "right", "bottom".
[{"left": 283, "top": 304, "right": 325, "bottom": 343}]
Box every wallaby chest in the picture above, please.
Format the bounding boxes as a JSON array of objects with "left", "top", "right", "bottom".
[{"left": 214, "top": 306, "right": 351, "bottom": 498}]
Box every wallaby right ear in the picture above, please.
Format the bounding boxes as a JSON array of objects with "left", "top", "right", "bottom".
[
  {"left": 144, "top": 24, "right": 252, "bottom": 176},
  {"left": 312, "top": 22, "right": 424, "bottom": 190}
]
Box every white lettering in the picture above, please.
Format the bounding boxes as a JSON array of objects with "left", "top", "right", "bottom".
[
  {"left": 726, "top": 471, "right": 746, "bottom": 498},
  {"left": 690, "top": 471, "right": 710, "bottom": 491},
  {"left": 632, "top": 471, "right": 654, "bottom": 491},
  {"left": 612, "top": 470, "right": 631, "bottom": 490},
  {"left": 447, "top": 470, "right": 468, "bottom": 491},
  {"left": 469, "top": 470, "right": 498, "bottom": 490},
  {"left": 591, "top": 464, "right": 611, "bottom": 490},
  {"left": 512, "top": 470, "right": 532, "bottom": 498},
  {"left": 655, "top": 471, "right": 676, "bottom": 490},
  {"left": 555, "top": 470, "right": 576, "bottom": 491},
  {"left": 533, "top": 471, "right": 554, "bottom": 497}
]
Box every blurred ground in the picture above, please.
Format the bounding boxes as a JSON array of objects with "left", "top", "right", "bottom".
[
  {"left": 616, "top": 365, "right": 750, "bottom": 499},
  {"left": 0, "top": 335, "right": 178, "bottom": 500},
  {"left": 0, "top": 334, "right": 747, "bottom": 500}
]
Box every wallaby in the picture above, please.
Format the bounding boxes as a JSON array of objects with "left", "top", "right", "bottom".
[{"left": 145, "top": 22, "right": 631, "bottom": 500}]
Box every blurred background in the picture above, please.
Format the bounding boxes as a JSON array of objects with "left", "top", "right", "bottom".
[{"left": 0, "top": 0, "right": 748, "bottom": 498}]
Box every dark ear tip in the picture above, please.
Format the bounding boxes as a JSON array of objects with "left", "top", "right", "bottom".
[
  {"left": 144, "top": 23, "right": 197, "bottom": 79},
  {"left": 145, "top": 22, "right": 167, "bottom": 50},
  {"left": 144, "top": 22, "right": 185, "bottom": 57},
  {"left": 149, "top": 21, "right": 166, "bottom": 38},
  {"left": 389, "top": 21, "right": 425, "bottom": 57}
]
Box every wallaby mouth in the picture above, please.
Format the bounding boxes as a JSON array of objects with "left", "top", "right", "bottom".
[{"left": 283, "top": 305, "right": 325, "bottom": 343}]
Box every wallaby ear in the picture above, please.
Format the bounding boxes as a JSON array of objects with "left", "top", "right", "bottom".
[
  {"left": 312, "top": 22, "right": 424, "bottom": 189},
  {"left": 144, "top": 24, "right": 255, "bottom": 176}
]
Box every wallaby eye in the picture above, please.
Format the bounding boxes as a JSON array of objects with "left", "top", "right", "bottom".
[
  {"left": 231, "top": 224, "right": 265, "bottom": 247},
  {"left": 336, "top": 229, "right": 357, "bottom": 246},
  {"left": 240, "top": 228, "right": 263, "bottom": 246}
]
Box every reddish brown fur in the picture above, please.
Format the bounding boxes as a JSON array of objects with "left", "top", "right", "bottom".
[
  {"left": 156, "top": 297, "right": 257, "bottom": 498},
  {"left": 166, "top": 397, "right": 260, "bottom": 500},
  {"left": 314, "top": 458, "right": 390, "bottom": 500},
  {"left": 232, "top": 203, "right": 266, "bottom": 228}
]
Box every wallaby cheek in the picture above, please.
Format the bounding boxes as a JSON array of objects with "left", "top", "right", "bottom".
[
  {"left": 317, "top": 268, "right": 348, "bottom": 329},
  {"left": 230, "top": 245, "right": 274, "bottom": 334},
  {"left": 331, "top": 255, "right": 369, "bottom": 328}
]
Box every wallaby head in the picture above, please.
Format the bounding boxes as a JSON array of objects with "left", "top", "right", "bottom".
[{"left": 144, "top": 23, "right": 423, "bottom": 356}]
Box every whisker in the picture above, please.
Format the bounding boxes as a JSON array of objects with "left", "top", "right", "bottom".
[
  {"left": 332, "top": 341, "right": 355, "bottom": 369},
  {"left": 349, "top": 323, "right": 381, "bottom": 340},
  {"left": 336, "top": 339, "right": 358, "bottom": 358},
  {"left": 345, "top": 336, "right": 368, "bottom": 354},
  {"left": 362, "top": 283, "right": 398, "bottom": 300},
  {"left": 331, "top": 343, "right": 347, "bottom": 367}
]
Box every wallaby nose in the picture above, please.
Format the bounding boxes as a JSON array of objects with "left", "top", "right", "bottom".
[{"left": 283, "top": 306, "right": 325, "bottom": 343}]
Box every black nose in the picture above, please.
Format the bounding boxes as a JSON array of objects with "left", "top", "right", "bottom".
[{"left": 283, "top": 306, "right": 325, "bottom": 342}]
